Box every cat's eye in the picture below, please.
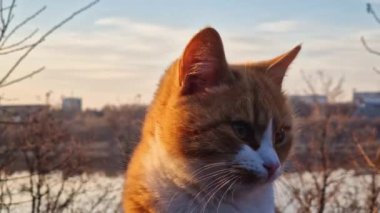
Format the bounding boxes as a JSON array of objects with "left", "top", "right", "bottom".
[
  {"left": 231, "top": 121, "right": 252, "bottom": 141},
  {"left": 275, "top": 128, "right": 286, "bottom": 145}
]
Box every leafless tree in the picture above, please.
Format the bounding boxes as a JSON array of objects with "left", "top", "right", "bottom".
[
  {"left": 300, "top": 70, "right": 344, "bottom": 104},
  {"left": 1, "top": 108, "right": 123, "bottom": 212},
  {"left": 13, "top": 109, "right": 85, "bottom": 213},
  {"left": 277, "top": 71, "right": 380, "bottom": 212},
  {"left": 0, "top": 1, "right": 129, "bottom": 212},
  {"left": 362, "top": 3, "right": 380, "bottom": 75},
  {"left": 0, "top": 0, "right": 99, "bottom": 89}
]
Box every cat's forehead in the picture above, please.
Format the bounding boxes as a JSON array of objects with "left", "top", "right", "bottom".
[{"left": 227, "top": 68, "right": 290, "bottom": 126}]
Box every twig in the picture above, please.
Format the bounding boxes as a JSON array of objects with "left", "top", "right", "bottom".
[
  {"left": 0, "top": 0, "right": 4, "bottom": 27},
  {"left": 1, "top": 199, "right": 32, "bottom": 206},
  {"left": 0, "top": 175, "right": 34, "bottom": 182},
  {"left": 0, "top": 0, "right": 16, "bottom": 42},
  {"left": 0, "top": 0, "right": 100, "bottom": 87},
  {"left": 0, "top": 120, "right": 34, "bottom": 125},
  {"left": 0, "top": 6, "right": 46, "bottom": 48},
  {"left": 0, "top": 5, "right": 15, "bottom": 13},
  {"left": 0, "top": 28, "right": 38, "bottom": 51},
  {"left": 356, "top": 144, "right": 380, "bottom": 172},
  {"left": 361, "top": 36, "right": 380, "bottom": 56},
  {"left": 0, "top": 67, "right": 44, "bottom": 88},
  {"left": 367, "top": 3, "right": 380, "bottom": 24},
  {"left": 300, "top": 70, "right": 318, "bottom": 95},
  {"left": 0, "top": 43, "right": 33, "bottom": 55},
  {"left": 373, "top": 67, "right": 380, "bottom": 74}
]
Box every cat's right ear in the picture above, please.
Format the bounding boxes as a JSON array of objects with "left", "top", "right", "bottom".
[{"left": 179, "top": 27, "right": 231, "bottom": 96}]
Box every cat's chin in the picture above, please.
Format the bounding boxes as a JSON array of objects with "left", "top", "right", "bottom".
[{"left": 232, "top": 177, "right": 276, "bottom": 197}]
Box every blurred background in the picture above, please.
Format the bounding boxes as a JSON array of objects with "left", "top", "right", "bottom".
[{"left": 0, "top": 0, "right": 379, "bottom": 212}]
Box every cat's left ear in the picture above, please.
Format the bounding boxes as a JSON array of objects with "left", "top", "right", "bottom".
[
  {"left": 266, "top": 45, "right": 301, "bottom": 87},
  {"left": 179, "top": 27, "right": 232, "bottom": 96}
]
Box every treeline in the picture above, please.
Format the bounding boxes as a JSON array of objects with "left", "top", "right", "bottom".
[
  {"left": 0, "top": 104, "right": 146, "bottom": 176},
  {"left": 1, "top": 101, "right": 379, "bottom": 175}
]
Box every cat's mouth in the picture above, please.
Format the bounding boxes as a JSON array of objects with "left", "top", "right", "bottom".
[
  {"left": 235, "top": 168, "right": 263, "bottom": 184},
  {"left": 231, "top": 165, "right": 277, "bottom": 184}
]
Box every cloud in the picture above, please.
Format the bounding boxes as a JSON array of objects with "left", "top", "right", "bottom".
[
  {"left": 255, "top": 20, "right": 299, "bottom": 33},
  {"left": 59, "top": 69, "right": 137, "bottom": 80},
  {"left": 95, "top": 17, "right": 186, "bottom": 36},
  {"left": 94, "top": 17, "right": 192, "bottom": 46},
  {"left": 3, "top": 16, "right": 380, "bottom": 108},
  {"left": 0, "top": 18, "right": 195, "bottom": 108},
  {"left": 24, "top": 18, "right": 194, "bottom": 77}
]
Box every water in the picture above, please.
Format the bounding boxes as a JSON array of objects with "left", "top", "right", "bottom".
[
  {"left": 2, "top": 170, "right": 379, "bottom": 212},
  {"left": 0, "top": 172, "right": 123, "bottom": 213}
]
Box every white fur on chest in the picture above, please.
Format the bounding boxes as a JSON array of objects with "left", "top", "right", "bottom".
[
  {"left": 224, "top": 183, "right": 275, "bottom": 213},
  {"left": 168, "top": 183, "right": 275, "bottom": 213}
]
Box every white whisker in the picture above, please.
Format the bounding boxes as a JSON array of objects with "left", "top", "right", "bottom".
[
  {"left": 217, "top": 177, "right": 239, "bottom": 213},
  {"left": 201, "top": 173, "right": 236, "bottom": 213}
]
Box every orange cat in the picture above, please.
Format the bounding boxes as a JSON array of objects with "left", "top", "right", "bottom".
[{"left": 123, "top": 27, "right": 301, "bottom": 213}]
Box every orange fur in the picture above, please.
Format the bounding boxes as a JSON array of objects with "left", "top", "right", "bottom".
[{"left": 123, "top": 27, "right": 300, "bottom": 212}]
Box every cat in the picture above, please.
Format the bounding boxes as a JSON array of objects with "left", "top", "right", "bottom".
[{"left": 123, "top": 27, "right": 301, "bottom": 213}]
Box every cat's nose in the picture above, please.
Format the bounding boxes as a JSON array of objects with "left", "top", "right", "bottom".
[{"left": 263, "top": 163, "right": 280, "bottom": 179}]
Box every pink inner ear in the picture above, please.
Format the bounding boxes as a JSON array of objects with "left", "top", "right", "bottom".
[
  {"left": 181, "top": 59, "right": 220, "bottom": 95},
  {"left": 179, "top": 27, "right": 228, "bottom": 95}
]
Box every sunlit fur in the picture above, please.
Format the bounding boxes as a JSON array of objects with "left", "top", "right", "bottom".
[{"left": 123, "top": 27, "right": 300, "bottom": 213}]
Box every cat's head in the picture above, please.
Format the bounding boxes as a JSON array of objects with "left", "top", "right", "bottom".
[{"left": 157, "top": 27, "right": 300, "bottom": 187}]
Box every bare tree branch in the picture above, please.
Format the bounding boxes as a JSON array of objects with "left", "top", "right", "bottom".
[
  {"left": 0, "top": 0, "right": 16, "bottom": 41},
  {"left": 0, "top": 6, "right": 46, "bottom": 48},
  {"left": 0, "top": 43, "right": 33, "bottom": 55},
  {"left": 356, "top": 144, "right": 380, "bottom": 172},
  {"left": 367, "top": 3, "right": 380, "bottom": 24},
  {"left": 0, "top": 0, "right": 100, "bottom": 87},
  {"left": 301, "top": 70, "right": 318, "bottom": 95},
  {"left": 362, "top": 3, "right": 380, "bottom": 74},
  {"left": 0, "top": 67, "right": 44, "bottom": 88},
  {"left": 373, "top": 67, "right": 380, "bottom": 74},
  {"left": 0, "top": 5, "right": 15, "bottom": 13},
  {"left": 361, "top": 36, "right": 380, "bottom": 55},
  {"left": 0, "top": 121, "right": 34, "bottom": 125},
  {"left": 0, "top": 28, "right": 38, "bottom": 51}
]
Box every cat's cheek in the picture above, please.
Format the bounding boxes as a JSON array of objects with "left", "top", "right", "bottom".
[{"left": 276, "top": 138, "right": 292, "bottom": 163}]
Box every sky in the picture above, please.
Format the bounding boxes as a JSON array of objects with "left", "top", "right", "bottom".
[{"left": 1, "top": 0, "right": 380, "bottom": 109}]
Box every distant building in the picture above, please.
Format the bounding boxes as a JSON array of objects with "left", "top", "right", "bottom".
[
  {"left": 0, "top": 104, "right": 48, "bottom": 122},
  {"left": 353, "top": 91, "right": 380, "bottom": 117},
  {"left": 289, "top": 95, "right": 328, "bottom": 117},
  {"left": 290, "top": 95, "right": 328, "bottom": 105},
  {"left": 62, "top": 97, "right": 82, "bottom": 113}
]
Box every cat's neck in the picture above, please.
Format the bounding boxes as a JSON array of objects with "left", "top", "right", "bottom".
[
  {"left": 142, "top": 134, "right": 197, "bottom": 212},
  {"left": 226, "top": 183, "right": 275, "bottom": 213}
]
